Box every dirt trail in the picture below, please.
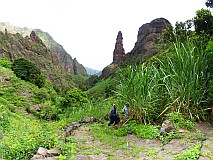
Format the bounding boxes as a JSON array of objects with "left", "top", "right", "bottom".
[{"left": 73, "top": 122, "right": 213, "bottom": 160}]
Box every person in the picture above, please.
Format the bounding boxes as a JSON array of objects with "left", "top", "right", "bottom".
[
  {"left": 122, "top": 103, "right": 129, "bottom": 117},
  {"left": 108, "top": 104, "right": 120, "bottom": 126}
]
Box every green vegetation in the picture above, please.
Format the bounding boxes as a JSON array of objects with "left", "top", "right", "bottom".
[
  {"left": 61, "top": 87, "right": 89, "bottom": 109},
  {"left": 11, "top": 58, "right": 45, "bottom": 88},
  {"left": 174, "top": 142, "right": 202, "bottom": 160},
  {"left": 129, "top": 120, "right": 159, "bottom": 139},
  {"left": 117, "top": 35, "right": 212, "bottom": 123},
  {"left": 0, "top": 57, "right": 12, "bottom": 68},
  {"left": 0, "top": 2, "right": 212, "bottom": 159}
]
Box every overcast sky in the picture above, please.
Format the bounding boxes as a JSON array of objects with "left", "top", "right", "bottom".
[{"left": 0, "top": 0, "right": 207, "bottom": 70}]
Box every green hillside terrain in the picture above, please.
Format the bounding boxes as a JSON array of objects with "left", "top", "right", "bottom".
[{"left": 0, "top": 3, "right": 213, "bottom": 160}]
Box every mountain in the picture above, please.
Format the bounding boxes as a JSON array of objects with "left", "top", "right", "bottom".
[
  {"left": 0, "top": 22, "right": 87, "bottom": 76},
  {"left": 0, "top": 22, "right": 87, "bottom": 91},
  {"left": 101, "top": 18, "right": 171, "bottom": 78},
  {"left": 85, "top": 67, "right": 101, "bottom": 75}
]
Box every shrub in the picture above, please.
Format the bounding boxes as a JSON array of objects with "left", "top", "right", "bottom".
[
  {"left": 39, "top": 101, "right": 61, "bottom": 120},
  {"left": 116, "top": 64, "right": 162, "bottom": 124},
  {"left": 61, "top": 87, "right": 89, "bottom": 109},
  {"left": 0, "top": 57, "right": 12, "bottom": 68},
  {"left": 11, "top": 58, "right": 45, "bottom": 88}
]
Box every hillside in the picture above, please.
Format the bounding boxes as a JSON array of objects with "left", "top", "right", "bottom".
[
  {"left": 0, "top": 65, "right": 212, "bottom": 160},
  {"left": 0, "top": 3, "right": 213, "bottom": 159},
  {"left": 0, "top": 22, "right": 87, "bottom": 76},
  {"left": 0, "top": 23, "right": 88, "bottom": 91}
]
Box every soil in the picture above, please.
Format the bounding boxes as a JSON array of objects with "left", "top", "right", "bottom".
[{"left": 73, "top": 122, "right": 213, "bottom": 160}]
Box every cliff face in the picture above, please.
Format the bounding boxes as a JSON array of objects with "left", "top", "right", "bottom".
[
  {"left": 101, "top": 18, "right": 171, "bottom": 78},
  {"left": 0, "top": 22, "right": 87, "bottom": 76},
  {"left": 73, "top": 58, "right": 88, "bottom": 75},
  {"left": 131, "top": 18, "right": 170, "bottom": 56},
  {"left": 0, "top": 29, "right": 85, "bottom": 90}
]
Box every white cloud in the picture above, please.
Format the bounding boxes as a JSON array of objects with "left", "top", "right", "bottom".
[{"left": 0, "top": 0, "right": 207, "bottom": 70}]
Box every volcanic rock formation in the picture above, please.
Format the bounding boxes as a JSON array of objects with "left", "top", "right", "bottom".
[
  {"left": 101, "top": 18, "right": 171, "bottom": 78},
  {"left": 113, "top": 31, "right": 125, "bottom": 64},
  {"left": 131, "top": 18, "right": 171, "bottom": 56}
]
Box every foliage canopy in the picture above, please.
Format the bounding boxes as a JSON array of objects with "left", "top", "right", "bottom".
[{"left": 11, "top": 58, "right": 45, "bottom": 88}]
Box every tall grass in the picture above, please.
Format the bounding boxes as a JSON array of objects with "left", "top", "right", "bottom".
[
  {"left": 160, "top": 37, "right": 206, "bottom": 119},
  {"left": 117, "top": 36, "right": 209, "bottom": 123},
  {"left": 116, "top": 64, "right": 161, "bottom": 124}
]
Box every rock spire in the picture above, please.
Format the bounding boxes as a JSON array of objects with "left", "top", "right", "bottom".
[{"left": 113, "top": 31, "right": 125, "bottom": 64}]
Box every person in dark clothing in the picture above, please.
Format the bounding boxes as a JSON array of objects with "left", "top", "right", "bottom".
[{"left": 108, "top": 104, "right": 120, "bottom": 126}]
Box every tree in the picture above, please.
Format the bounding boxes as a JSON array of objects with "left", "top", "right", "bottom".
[
  {"left": 12, "top": 58, "right": 45, "bottom": 88},
  {"left": 194, "top": 9, "right": 213, "bottom": 35}
]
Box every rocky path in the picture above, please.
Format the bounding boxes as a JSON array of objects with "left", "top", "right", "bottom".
[{"left": 73, "top": 122, "right": 213, "bottom": 160}]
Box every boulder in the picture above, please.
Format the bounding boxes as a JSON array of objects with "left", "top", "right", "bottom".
[
  {"left": 37, "top": 147, "right": 48, "bottom": 156},
  {"left": 30, "top": 147, "right": 60, "bottom": 160},
  {"left": 47, "top": 148, "right": 61, "bottom": 156},
  {"left": 64, "top": 122, "right": 81, "bottom": 137}
]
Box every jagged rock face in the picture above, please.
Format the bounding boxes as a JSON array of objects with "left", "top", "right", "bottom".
[
  {"left": 131, "top": 18, "right": 171, "bottom": 56},
  {"left": 73, "top": 58, "right": 87, "bottom": 75},
  {"left": 33, "top": 29, "right": 78, "bottom": 75},
  {"left": 113, "top": 31, "right": 125, "bottom": 64},
  {"left": 0, "top": 23, "right": 87, "bottom": 76},
  {"left": 30, "top": 29, "right": 88, "bottom": 76},
  {"left": 101, "top": 63, "right": 117, "bottom": 79},
  {"left": 101, "top": 18, "right": 171, "bottom": 79},
  {"left": 101, "top": 31, "right": 125, "bottom": 78},
  {"left": 0, "top": 30, "right": 76, "bottom": 90}
]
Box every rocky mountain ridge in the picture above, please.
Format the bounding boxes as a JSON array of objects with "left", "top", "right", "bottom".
[
  {"left": 0, "top": 24, "right": 87, "bottom": 91},
  {"left": 0, "top": 22, "right": 87, "bottom": 76},
  {"left": 101, "top": 18, "right": 171, "bottom": 78}
]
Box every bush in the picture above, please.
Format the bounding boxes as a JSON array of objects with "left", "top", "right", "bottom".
[
  {"left": 11, "top": 58, "right": 45, "bottom": 88},
  {"left": 39, "top": 101, "right": 61, "bottom": 120},
  {"left": 61, "top": 87, "right": 89, "bottom": 109},
  {"left": 0, "top": 57, "right": 12, "bottom": 68}
]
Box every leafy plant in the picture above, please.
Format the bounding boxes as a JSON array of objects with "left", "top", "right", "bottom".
[
  {"left": 0, "top": 57, "right": 12, "bottom": 68},
  {"left": 166, "top": 112, "right": 194, "bottom": 130},
  {"left": 159, "top": 131, "right": 181, "bottom": 145},
  {"left": 39, "top": 101, "right": 61, "bottom": 120},
  {"left": 174, "top": 142, "right": 201, "bottom": 160},
  {"left": 117, "top": 64, "right": 161, "bottom": 124},
  {"left": 129, "top": 120, "right": 159, "bottom": 139}
]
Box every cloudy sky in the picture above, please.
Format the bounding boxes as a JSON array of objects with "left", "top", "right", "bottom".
[{"left": 0, "top": 0, "right": 207, "bottom": 70}]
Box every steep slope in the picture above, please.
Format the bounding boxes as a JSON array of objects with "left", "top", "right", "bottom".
[
  {"left": 0, "top": 22, "right": 87, "bottom": 76},
  {"left": 33, "top": 29, "right": 87, "bottom": 75},
  {"left": 0, "top": 29, "right": 73, "bottom": 90}
]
